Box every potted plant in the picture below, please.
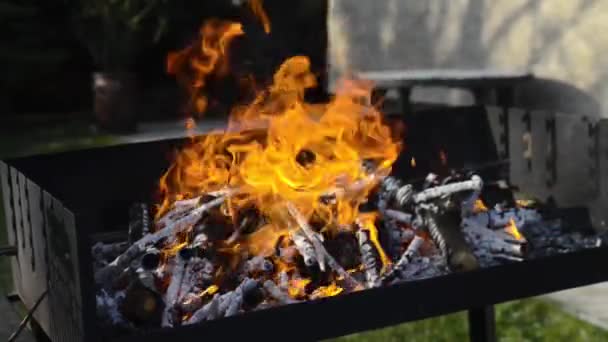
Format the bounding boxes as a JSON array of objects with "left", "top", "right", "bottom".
[{"left": 69, "top": 0, "right": 170, "bottom": 132}]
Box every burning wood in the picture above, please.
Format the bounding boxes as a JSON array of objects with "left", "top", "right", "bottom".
[
  {"left": 262, "top": 280, "right": 298, "bottom": 305},
  {"left": 91, "top": 10, "right": 599, "bottom": 333},
  {"left": 413, "top": 175, "right": 483, "bottom": 204},
  {"left": 94, "top": 165, "right": 591, "bottom": 331},
  {"left": 357, "top": 229, "right": 381, "bottom": 287}
]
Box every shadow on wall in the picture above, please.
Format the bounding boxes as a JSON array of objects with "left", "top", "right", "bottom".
[
  {"left": 328, "top": 0, "right": 608, "bottom": 117},
  {"left": 514, "top": 78, "right": 601, "bottom": 117}
]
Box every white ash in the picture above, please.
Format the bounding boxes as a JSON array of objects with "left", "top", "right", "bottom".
[
  {"left": 263, "top": 280, "right": 298, "bottom": 305},
  {"left": 185, "top": 294, "right": 221, "bottom": 324},
  {"left": 278, "top": 271, "right": 290, "bottom": 290},
  {"left": 413, "top": 175, "right": 483, "bottom": 204},
  {"left": 178, "top": 262, "right": 196, "bottom": 303},
  {"left": 357, "top": 229, "right": 380, "bottom": 288},
  {"left": 390, "top": 255, "right": 446, "bottom": 284},
  {"left": 383, "top": 209, "right": 413, "bottom": 225},
  {"left": 97, "top": 290, "right": 128, "bottom": 326},
  {"left": 136, "top": 267, "right": 158, "bottom": 293},
  {"left": 290, "top": 229, "right": 318, "bottom": 268},
  {"left": 461, "top": 178, "right": 483, "bottom": 217},
  {"left": 95, "top": 243, "right": 147, "bottom": 288},
  {"left": 191, "top": 233, "right": 209, "bottom": 249},
  {"left": 243, "top": 256, "right": 274, "bottom": 275},
  {"left": 287, "top": 203, "right": 361, "bottom": 289},
  {"left": 179, "top": 292, "right": 204, "bottom": 313},
  {"left": 92, "top": 242, "right": 129, "bottom": 262},
  {"left": 161, "top": 255, "right": 187, "bottom": 327},
  {"left": 188, "top": 257, "right": 215, "bottom": 290},
  {"left": 186, "top": 278, "right": 258, "bottom": 324},
  {"left": 523, "top": 221, "right": 603, "bottom": 258},
  {"left": 394, "top": 236, "right": 425, "bottom": 270},
  {"left": 379, "top": 235, "right": 424, "bottom": 285}
]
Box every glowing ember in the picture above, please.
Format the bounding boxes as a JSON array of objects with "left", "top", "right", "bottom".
[
  {"left": 439, "top": 149, "right": 448, "bottom": 166},
  {"left": 473, "top": 199, "right": 488, "bottom": 213},
  {"left": 357, "top": 213, "right": 392, "bottom": 273},
  {"left": 311, "top": 283, "right": 344, "bottom": 299},
  {"left": 505, "top": 218, "right": 523, "bottom": 241}
]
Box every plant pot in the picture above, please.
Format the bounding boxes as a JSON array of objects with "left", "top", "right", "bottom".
[{"left": 92, "top": 72, "right": 138, "bottom": 133}]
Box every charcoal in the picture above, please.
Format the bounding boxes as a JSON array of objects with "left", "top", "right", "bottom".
[
  {"left": 243, "top": 256, "right": 274, "bottom": 275},
  {"left": 121, "top": 281, "right": 164, "bottom": 327},
  {"left": 290, "top": 229, "right": 318, "bottom": 268},
  {"left": 263, "top": 280, "right": 298, "bottom": 304},
  {"left": 141, "top": 248, "right": 161, "bottom": 270},
  {"left": 423, "top": 205, "right": 479, "bottom": 272},
  {"left": 94, "top": 168, "right": 604, "bottom": 332},
  {"left": 186, "top": 278, "right": 259, "bottom": 324},
  {"left": 380, "top": 236, "right": 424, "bottom": 285}
]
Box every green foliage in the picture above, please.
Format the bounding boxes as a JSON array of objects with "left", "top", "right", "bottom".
[{"left": 67, "top": 0, "right": 170, "bottom": 71}]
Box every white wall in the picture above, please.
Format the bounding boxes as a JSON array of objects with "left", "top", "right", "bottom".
[{"left": 328, "top": 0, "right": 608, "bottom": 117}]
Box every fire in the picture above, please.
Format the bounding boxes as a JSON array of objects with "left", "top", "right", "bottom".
[
  {"left": 516, "top": 199, "right": 536, "bottom": 208},
  {"left": 311, "top": 283, "right": 344, "bottom": 299},
  {"left": 160, "top": 52, "right": 400, "bottom": 227},
  {"left": 248, "top": 0, "right": 271, "bottom": 34},
  {"left": 473, "top": 199, "right": 488, "bottom": 213},
  {"left": 159, "top": 2, "right": 400, "bottom": 306},
  {"left": 287, "top": 278, "right": 311, "bottom": 298},
  {"left": 410, "top": 157, "right": 416, "bottom": 168},
  {"left": 357, "top": 213, "right": 391, "bottom": 273},
  {"left": 167, "top": 20, "right": 244, "bottom": 116},
  {"left": 505, "top": 218, "right": 523, "bottom": 241}
]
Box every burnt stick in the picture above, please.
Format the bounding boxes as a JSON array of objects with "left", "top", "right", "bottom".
[{"left": 424, "top": 205, "right": 479, "bottom": 272}]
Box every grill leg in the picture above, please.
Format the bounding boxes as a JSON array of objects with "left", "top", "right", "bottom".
[{"left": 468, "top": 306, "right": 497, "bottom": 342}]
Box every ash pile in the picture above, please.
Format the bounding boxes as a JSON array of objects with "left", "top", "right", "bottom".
[{"left": 92, "top": 170, "right": 602, "bottom": 333}]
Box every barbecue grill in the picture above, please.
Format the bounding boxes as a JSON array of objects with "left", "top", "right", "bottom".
[{"left": 2, "top": 102, "right": 607, "bottom": 342}]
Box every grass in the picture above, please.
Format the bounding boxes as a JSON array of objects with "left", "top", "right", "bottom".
[
  {"left": 331, "top": 299, "right": 608, "bottom": 341},
  {"left": 1, "top": 119, "right": 608, "bottom": 341}
]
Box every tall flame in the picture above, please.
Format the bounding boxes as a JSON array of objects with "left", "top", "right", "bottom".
[
  {"left": 167, "top": 20, "right": 244, "bottom": 116},
  {"left": 160, "top": 10, "right": 401, "bottom": 300},
  {"left": 248, "top": 0, "right": 271, "bottom": 34}
]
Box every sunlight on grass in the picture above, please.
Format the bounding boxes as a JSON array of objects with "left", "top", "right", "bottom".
[{"left": 331, "top": 299, "right": 608, "bottom": 342}]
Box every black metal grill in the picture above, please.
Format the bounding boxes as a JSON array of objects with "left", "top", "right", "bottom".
[{"left": 2, "top": 104, "right": 607, "bottom": 342}]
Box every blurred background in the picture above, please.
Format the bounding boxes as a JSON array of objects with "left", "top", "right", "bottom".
[{"left": 1, "top": 0, "right": 608, "bottom": 340}]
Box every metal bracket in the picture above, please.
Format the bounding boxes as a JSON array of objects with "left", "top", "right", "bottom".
[
  {"left": 545, "top": 117, "right": 557, "bottom": 188},
  {"left": 468, "top": 306, "right": 497, "bottom": 342},
  {"left": 0, "top": 245, "right": 18, "bottom": 256}
]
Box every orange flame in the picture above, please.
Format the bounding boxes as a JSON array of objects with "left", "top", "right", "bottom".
[
  {"left": 473, "top": 199, "right": 488, "bottom": 213},
  {"left": 311, "top": 283, "right": 344, "bottom": 299},
  {"left": 167, "top": 20, "right": 244, "bottom": 116},
  {"left": 248, "top": 0, "right": 271, "bottom": 34},
  {"left": 158, "top": 12, "right": 401, "bottom": 304},
  {"left": 410, "top": 157, "right": 416, "bottom": 168},
  {"left": 288, "top": 278, "right": 311, "bottom": 298},
  {"left": 505, "top": 218, "right": 523, "bottom": 240},
  {"left": 357, "top": 213, "right": 392, "bottom": 273},
  {"left": 158, "top": 55, "right": 400, "bottom": 227}
]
